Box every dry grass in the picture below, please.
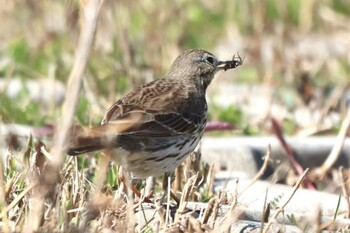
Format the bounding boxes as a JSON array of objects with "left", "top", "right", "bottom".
[{"left": 0, "top": 139, "right": 318, "bottom": 232}]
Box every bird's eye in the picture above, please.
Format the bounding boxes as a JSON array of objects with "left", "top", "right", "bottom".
[{"left": 205, "top": 56, "right": 215, "bottom": 65}]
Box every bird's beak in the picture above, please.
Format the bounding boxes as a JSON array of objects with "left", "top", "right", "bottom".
[
  {"left": 215, "top": 61, "right": 229, "bottom": 71},
  {"left": 216, "top": 54, "right": 243, "bottom": 71}
]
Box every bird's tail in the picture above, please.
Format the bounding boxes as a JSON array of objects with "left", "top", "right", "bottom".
[
  {"left": 68, "top": 113, "right": 143, "bottom": 156},
  {"left": 67, "top": 136, "right": 106, "bottom": 156},
  {"left": 67, "top": 125, "right": 117, "bottom": 156}
]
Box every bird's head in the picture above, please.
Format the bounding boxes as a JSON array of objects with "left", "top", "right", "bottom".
[{"left": 165, "top": 49, "right": 242, "bottom": 92}]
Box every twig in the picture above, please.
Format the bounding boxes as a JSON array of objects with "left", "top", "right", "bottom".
[
  {"left": 206, "top": 164, "right": 215, "bottom": 198},
  {"left": 271, "top": 117, "right": 316, "bottom": 189},
  {"left": 51, "top": 0, "right": 102, "bottom": 166},
  {"left": 317, "top": 86, "right": 345, "bottom": 126},
  {"left": 0, "top": 159, "right": 10, "bottom": 233},
  {"left": 126, "top": 174, "right": 136, "bottom": 232},
  {"left": 189, "top": 215, "right": 205, "bottom": 232},
  {"left": 0, "top": 120, "right": 9, "bottom": 232},
  {"left": 165, "top": 176, "right": 171, "bottom": 228},
  {"left": 175, "top": 174, "right": 198, "bottom": 222},
  {"left": 208, "top": 197, "right": 220, "bottom": 229},
  {"left": 313, "top": 205, "right": 322, "bottom": 233},
  {"left": 28, "top": 0, "right": 103, "bottom": 231},
  {"left": 0, "top": 182, "right": 37, "bottom": 220},
  {"left": 155, "top": 198, "right": 166, "bottom": 229},
  {"left": 262, "top": 168, "right": 309, "bottom": 233},
  {"left": 174, "top": 165, "right": 182, "bottom": 192},
  {"left": 201, "top": 197, "right": 216, "bottom": 225},
  {"left": 144, "top": 176, "right": 155, "bottom": 198},
  {"left": 0, "top": 62, "right": 14, "bottom": 94},
  {"left": 314, "top": 107, "right": 350, "bottom": 179},
  {"left": 238, "top": 145, "right": 271, "bottom": 197},
  {"left": 260, "top": 189, "right": 269, "bottom": 233},
  {"left": 213, "top": 194, "right": 241, "bottom": 232},
  {"left": 214, "top": 179, "right": 240, "bottom": 232},
  {"left": 339, "top": 167, "right": 350, "bottom": 218}
]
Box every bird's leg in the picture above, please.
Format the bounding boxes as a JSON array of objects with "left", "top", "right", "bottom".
[{"left": 118, "top": 168, "right": 153, "bottom": 203}]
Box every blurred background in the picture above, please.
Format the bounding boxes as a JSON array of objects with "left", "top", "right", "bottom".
[
  {"left": 1, "top": 1, "right": 350, "bottom": 231},
  {"left": 1, "top": 0, "right": 350, "bottom": 137}
]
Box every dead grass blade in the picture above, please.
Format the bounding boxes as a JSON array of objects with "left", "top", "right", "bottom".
[
  {"left": 260, "top": 189, "right": 269, "bottom": 232},
  {"left": 201, "top": 197, "right": 216, "bottom": 225},
  {"left": 271, "top": 117, "right": 316, "bottom": 189},
  {"left": 52, "top": 0, "right": 102, "bottom": 166},
  {"left": 27, "top": 0, "right": 103, "bottom": 231},
  {"left": 313, "top": 107, "right": 350, "bottom": 179},
  {"left": 0, "top": 182, "right": 37, "bottom": 220},
  {"left": 0, "top": 158, "right": 10, "bottom": 233},
  {"left": 262, "top": 168, "right": 309, "bottom": 233},
  {"left": 175, "top": 173, "right": 199, "bottom": 222},
  {"left": 313, "top": 205, "right": 322, "bottom": 233},
  {"left": 212, "top": 196, "right": 240, "bottom": 232},
  {"left": 339, "top": 167, "right": 350, "bottom": 218},
  {"left": 238, "top": 145, "right": 271, "bottom": 197}
]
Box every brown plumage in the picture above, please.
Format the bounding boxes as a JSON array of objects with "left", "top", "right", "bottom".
[{"left": 68, "top": 49, "right": 242, "bottom": 178}]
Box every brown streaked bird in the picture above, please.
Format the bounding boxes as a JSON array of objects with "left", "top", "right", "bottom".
[{"left": 68, "top": 49, "right": 242, "bottom": 178}]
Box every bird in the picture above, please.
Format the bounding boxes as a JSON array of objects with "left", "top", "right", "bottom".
[{"left": 68, "top": 49, "right": 242, "bottom": 179}]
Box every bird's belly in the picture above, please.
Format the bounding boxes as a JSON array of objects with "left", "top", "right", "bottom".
[{"left": 111, "top": 135, "right": 202, "bottom": 178}]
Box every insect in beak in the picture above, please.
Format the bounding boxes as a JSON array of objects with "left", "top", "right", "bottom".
[{"left": 216, "top": 53, "right": 244, "bottom": 71}]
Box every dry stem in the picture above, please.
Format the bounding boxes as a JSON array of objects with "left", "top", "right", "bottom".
[
  {"left": 339, "top": 167, "right": 350, "bottom": 218},
  {"left": 28, "top": 0, "right": 103, "bottom": 231},
  {"left": 315, "top": 107, "right": 350, "bottom": 178},
  {"left": 0, "top": 182, "right": 37, "bottom": 220},
  {"left": 238, "top": 145, "right": 271, "bottom": 197},
  {"left": 0, "top": 160, "right": 9, "bottom": 233},
  {"left": 262, "top": 168, "right": 309, "bottom": 233}
]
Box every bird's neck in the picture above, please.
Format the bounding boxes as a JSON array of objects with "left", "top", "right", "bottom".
[{"left": 197, "top": 73, "right": 215, "bottom": 94}]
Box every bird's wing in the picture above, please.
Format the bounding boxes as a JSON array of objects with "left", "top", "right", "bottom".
[
  {"left": 68, "top": 105, "right": 204, "bottom": 155},
  {"left": 98, "top": 104, "right": 204, "bottom": 138}
]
